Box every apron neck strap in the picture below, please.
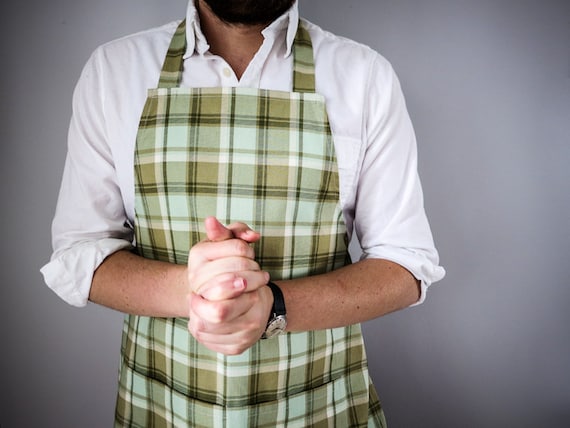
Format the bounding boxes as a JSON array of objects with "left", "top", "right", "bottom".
[
  {"left": 158, "top": 20, "right": 188, "bottom": 88},
  {"left": 157, "top": 19, "right": 316, "bottom": 93},
  {"left": 291, "top": 23, "right": 316, "bottom": 93}
]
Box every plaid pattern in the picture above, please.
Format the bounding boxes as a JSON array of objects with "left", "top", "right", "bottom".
[
  {"left": 134, "top": 87, "right": 349, "bottom": 279},
  {"left": 117, "top": 20, "right": 385, "bottom": 427}
]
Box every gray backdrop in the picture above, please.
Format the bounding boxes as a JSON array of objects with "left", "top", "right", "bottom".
[{"left": 1, "top": 0, "right": 569, "bottom": 427}]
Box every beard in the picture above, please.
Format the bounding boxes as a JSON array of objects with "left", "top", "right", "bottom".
[{"left": 201, "top": 0, "right": 296, "bottom": 25}]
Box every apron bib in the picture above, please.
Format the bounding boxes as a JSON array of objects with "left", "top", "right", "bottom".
[{"left": 115, "top": 20, "right": 385, "bottom": 427}]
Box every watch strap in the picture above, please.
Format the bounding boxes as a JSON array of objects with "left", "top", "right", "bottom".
[{"left": 267, "top": 281, "right": 286, "bottom": 316}]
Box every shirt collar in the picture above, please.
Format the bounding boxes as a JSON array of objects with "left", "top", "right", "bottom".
[{"left": 183, "top": 0, "right": 299, "bottom": 59}]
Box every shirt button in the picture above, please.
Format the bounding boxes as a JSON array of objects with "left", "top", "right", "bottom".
[{"left": 223, "top": 67, "right": 232, "bottom": 78}]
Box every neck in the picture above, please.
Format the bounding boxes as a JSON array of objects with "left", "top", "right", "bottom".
[{"left": 197, "top": 0, "right": 266, "bottom": 79}]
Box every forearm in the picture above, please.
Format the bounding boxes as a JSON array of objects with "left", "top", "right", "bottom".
[
  {"left": 89, "top": 250, "right": 189, "bottom": 318},
  {"left": 279, "top": 258, "right": 420, "bottom": 332}
]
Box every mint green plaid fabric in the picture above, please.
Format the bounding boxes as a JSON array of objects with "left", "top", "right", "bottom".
[{"left": 116, "top": 20, "right": 386, "bottom": 427}]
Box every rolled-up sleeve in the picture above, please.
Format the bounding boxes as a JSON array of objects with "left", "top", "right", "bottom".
[
  {"left": 40, "top": 50, "right": 133, "bottom": 307},
  {"left": 354, "top": 56, "right": 445, "bottom": 304}
]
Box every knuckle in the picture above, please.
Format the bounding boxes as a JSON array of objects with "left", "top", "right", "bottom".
[
  {"left": 228, "top": 344, "right": 247, "bottom": 356},
  {"left": 234, "top": 258, "right": 251, "bottom": 272},
  {"left": 248, "top": 290, "right": 261, "bottom": 305},
  {"left": 232, "top": 239, "right": 253, "bottom": 258},
  {"left": 226, "top": 348, "right": 240, "bottom": 356},
  {"left": 211, "top": 303, "right": 229, "bottom": 323},
  {"left": 188, "top": 244, "right": 202, "bottom": 259},
  {"left": 187, "top": 321, "right": 200, "bottom": 340}
]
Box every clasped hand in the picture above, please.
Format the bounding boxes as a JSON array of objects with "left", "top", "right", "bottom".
[{"left": 187, "top": 217, "right": 273, "bottom": 355}]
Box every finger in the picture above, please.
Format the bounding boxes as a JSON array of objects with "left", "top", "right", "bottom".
[
  {"left": 190, "top": 255, "right": 262, "bottom": 293},
  {"left": 226, "top": 222, "right": 261, "bottom": 243},
  {"left": 204, "top": 216, "right": 234, "bottom": 242},
  {"left": 196, "top": 274, "right": 247, "bottom": 301},
  {"left": 192, "top": 330, "right": 262, "bottom": 356},
  {"left": 204, "top": 216, "right": 261, "bottom": 244},
  {"left": 198, "top": 270, "right": 270, "bottom": 301},
  {"left": 188, "top": 308, "right": 266, "bottom": 356},
  {"left": 187, "top": 288, "right": 273, "bottom": 356},
  {"left": 189, "top": 238, "right": 255, "bottom": 264},
  {"left": 190, "top": 291, "right": 257, "bottom": 325}
]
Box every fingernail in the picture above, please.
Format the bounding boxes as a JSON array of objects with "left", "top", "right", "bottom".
[{"left": 234, "top": 278, "right": 246, "bottom": 289}]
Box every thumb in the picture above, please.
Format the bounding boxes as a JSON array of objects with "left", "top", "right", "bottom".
[{"left": 204, "top": 216, "right": 234, "bottom": 242}]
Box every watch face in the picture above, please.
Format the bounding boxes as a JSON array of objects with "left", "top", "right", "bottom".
[{"left": 264, "top": 315, "right": 287, "bottom": 339}]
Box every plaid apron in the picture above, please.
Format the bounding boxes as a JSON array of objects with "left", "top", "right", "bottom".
[{"left": 115, "top": 20, "right": 386, "bottom": 427}]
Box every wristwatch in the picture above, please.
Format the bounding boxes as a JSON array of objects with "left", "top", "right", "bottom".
[{"left": 261, "top": 282, "right": 287, "bottom": 339}]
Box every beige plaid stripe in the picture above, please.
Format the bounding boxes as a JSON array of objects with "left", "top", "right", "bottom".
[{"left": 116, "top": 20, "right": 385, "bottom": 427}]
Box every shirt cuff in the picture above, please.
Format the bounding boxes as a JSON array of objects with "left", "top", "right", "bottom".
[
  {"left": 40, "top": 238, "right": 133, "bottom": 307},
  {"left": 360, "top": 246, "right": 446, "bottom": 306}
]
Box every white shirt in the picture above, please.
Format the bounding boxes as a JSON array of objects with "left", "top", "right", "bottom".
[{"left": 41, "top": 1, "right": 445, "bottom": 307}]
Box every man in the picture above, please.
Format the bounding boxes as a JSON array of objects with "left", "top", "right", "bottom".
[{"left": 42, "top": 0, "right": 444, "bottom": 425}]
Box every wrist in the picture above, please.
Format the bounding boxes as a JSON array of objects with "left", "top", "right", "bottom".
[{"left": 175, "top": 265, "right": 192, "bottom": 318}]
